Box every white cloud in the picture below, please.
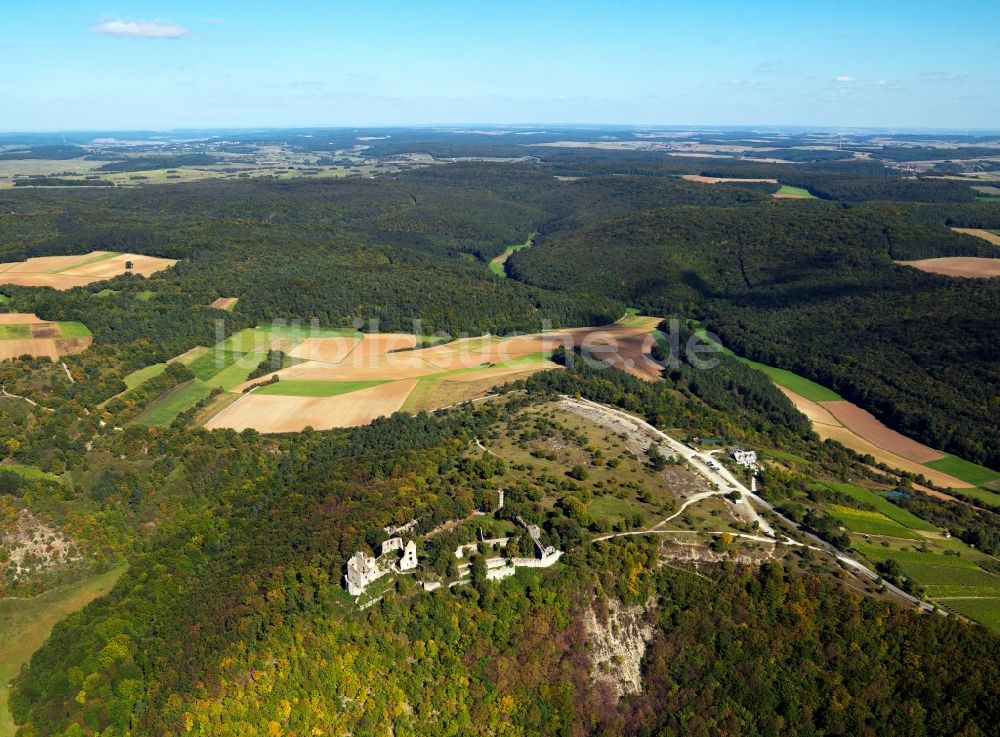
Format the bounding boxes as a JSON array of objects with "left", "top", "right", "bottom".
[
  {"left": 835, "top": 75, "right": 856, "bottom": 83},
  {"left": 921, "top": 71, "right": 966, "bottom": 82},
  {"left": 92, "top": 19, "right": 188, "bottom": 39}
]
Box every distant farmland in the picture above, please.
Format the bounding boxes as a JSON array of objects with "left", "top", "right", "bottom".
[{"left": 0, "top": 251, "right": 176, "bottom": 289}]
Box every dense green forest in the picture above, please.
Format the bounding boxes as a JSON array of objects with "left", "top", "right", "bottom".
[{"left": 509, "top": 199, "right": 1000, "bottom": 467}]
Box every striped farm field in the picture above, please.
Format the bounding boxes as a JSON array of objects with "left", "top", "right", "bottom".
[
  {"left": 942, "top": 598, "right": 1000, "bottom": 631},
  {"left": 203, "top": 317, "right": 660, "bottom": 433},
  {"left": 827, "top": 504, "right": 920, "bottom": 538},
  {"left": 814, "top": 481, "right": 938, "bottom": 531},
  {"left": 254, "top": 379, "right": 386, "bottom": 397}
]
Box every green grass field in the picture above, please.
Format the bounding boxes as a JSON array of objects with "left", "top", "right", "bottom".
[
  {"left": 827, "top": 504, "right": 920, "bottom": 538},
  {"left": 0, "top": 325, "right": 30, "bottom": 340},
  {"left": 815, "top": 481, "right": 938, "bottom": 531},
  {"left": 123, "top": 362, "right": 168, "bottom": 390},
  {"left": 852, "top": 540, "right": 1000, "bottom": 631},
  {"left": 738, "top": 358, "right": 843, "bottom": 401},
  {"left": 136, "top": 290, "right": 156, "bottom": 301},
  {"left": 762, "top": 449, "right": 810, "bottom": 464},
  {"left": 952, "top": 486, "right": 1000, "bottom": 507},
  {"left": 134, "top": 380, "right": 212, "bottom": 426},
  {"left": 587, "top": 494, "right": 641, "bottom": 526},
  {"left": 187, "top": 349, "right": 247, "bottom": 381},
  {"left": 0, "top": 463, "right": 61, "bottom": 482},
  {"left": 0, "top": 294, "right": 10, "bottom": 304},
  {"left": 776, "top": 184, "right": 816, "bottom": 198},
  {"left": 56, "top": 321, "right": 91, "bottom": 338},
  {"left": 941, "top": 598, "right": 1000, "bottom": 631},
  {"left": 400, "top": 378, "right": 440, "bottom": 412},
  {"left": 0, "top": 566, "right": 125, "bottom": 737},
  {"left": 854, "top": 541, "right": 977, "bottom": 568},
  {"left": 202, "top": 354, "right": 268, "bottom": 391},
  {"left": 255, "top": 379, "right": 386, "bottom": 397},
  {"left": 489, "top": 236, "right": 533, "bottom": 277},
  {"left": 923, "top": 454, "right": 1000, "bottom": 488}
]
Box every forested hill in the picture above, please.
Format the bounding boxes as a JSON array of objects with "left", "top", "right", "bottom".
[
  {"left": 9, "top": 378, "right": 998, "bottom": 737},
  {"left": 509, "top": 200, "right": 1000, "bottom": 467}
]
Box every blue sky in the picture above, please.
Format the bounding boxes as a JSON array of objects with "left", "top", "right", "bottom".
[{"left": 3, "top": 0, "right": 999, "bottom": 131}]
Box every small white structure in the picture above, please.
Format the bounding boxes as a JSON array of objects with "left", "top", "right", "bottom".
[
  {"left": 399, "top": 540, "right": 418, "bottom": 571},
  {"left": 730, "top": 447, "right": 758, "bottom": 469},
  {"left": 380, "top": 537, "right": 404, "bottom": 555},
  {"left": 345, "top": 551, "right": 383, "bottom": 596},
  {"left": 496, "top": 488, "right": 505, "bottom": 513}
]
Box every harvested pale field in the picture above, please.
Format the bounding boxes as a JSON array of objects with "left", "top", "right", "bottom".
[
  {"left": 951, "top": 228, "right": 1000, "bottom": 246},
  {"left": 777, "top": 387, "right": 841, "bottom": 426},
  {"left": 820, "top": 400, "right": 944, "bottom": 463},
  {"left": 170, "top": 346, "right": 211, "bottom": 365},
  {"left": 357, "top": 333, "right": 417, "bottom": 355},
  {"left": 816, "top": 424, "right": 971, "bottom": 488},
  {"left": 0, "top": 251, "right": 176, "bottom": 289},
  {"left": 266, "top": 362, "right": 443, "bottom": 384},
  {"left": 206, "top": 380, "right": 417, "bottom": 432},
  {"left": 681, "top": 175, "right": 778, "bottom": 184},
  {"left": 0, "top": 313, "right": 41, "bottom": 324},
  {"left": 209, "top": 297, "right": 238, "bottom": 310},
  {"left": 443, "top": 360, "right": 558, "bottom": 382},
  {"left": 894, "top": 257, "right": 1000, "bottom": 278},
  {"left": 63, "top": 253, "right": 173, "bottom": 278},
  {"left": 0, "top": 338, "right": 58, "bottom": 361},
  {"left": 0, "top": 274, "right": 96, "bottom": 289},
  {"left": 0, "top": 254, "right": 103, "bottom": 273},
  {"left": 288, "top": 336, "right": 361, "bottom": 363}
]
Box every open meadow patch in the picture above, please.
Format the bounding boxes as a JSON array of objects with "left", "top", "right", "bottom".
[
  {"left": 133, "top": 380, "right": 212, "bottom": 426},
  {"left": 773, "top": 184, "right": 816, "bottom": 199}
]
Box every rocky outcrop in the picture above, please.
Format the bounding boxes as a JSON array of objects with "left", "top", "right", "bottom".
[{"left": 583, "top": 597, "right": 655, "bottom": 700}]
